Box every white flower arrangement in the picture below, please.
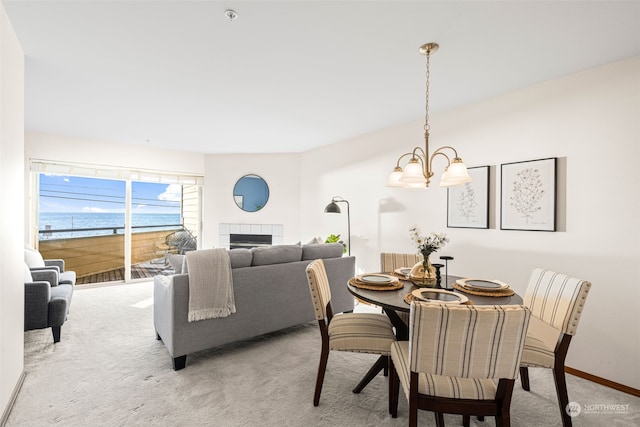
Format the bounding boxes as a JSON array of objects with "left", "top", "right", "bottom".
[{"left": 409, "top": 225, "right": 449, "bottom": 259}]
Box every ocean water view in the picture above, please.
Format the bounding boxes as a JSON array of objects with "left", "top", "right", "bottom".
[{"left": 39, "top": 212, "right": 182, "bottom": 239}]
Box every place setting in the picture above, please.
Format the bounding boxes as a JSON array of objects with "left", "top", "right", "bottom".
[
  {"left": 349, "top": 273, "right": 404, "bottom": 291},
  {"left": 453, "top": 278, "right": 515, "bottom": 297},
  {"left": 403, "top": 288, "right": 470, "bottom": 305}
]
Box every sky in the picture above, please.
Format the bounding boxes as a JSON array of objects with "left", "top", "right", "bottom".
[{"left": 39, "top": 174, "right": 181, "bottom": 214}]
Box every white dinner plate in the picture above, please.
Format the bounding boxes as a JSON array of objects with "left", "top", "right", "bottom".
[
  {"left": 411, "top": 289, "right": 469, "bottom": 304},
  {"left": 356, "top": 273, "right": 398, "bottom": 285}
]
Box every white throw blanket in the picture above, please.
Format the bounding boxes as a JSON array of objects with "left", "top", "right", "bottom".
[{"left": 186, "top": 248, "right": 235, "bottom": 322}]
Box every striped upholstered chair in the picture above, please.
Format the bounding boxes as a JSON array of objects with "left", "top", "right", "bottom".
[
  {"left": 306, "top": 259, "right": 396, "bottom": 406},
  {"left": 380, "top": 252, "right": 422, "bottom": 325},
  {"left": 389, "top": 303, "right": 531, "bottom": 427},
  {"left": 519, "top": 268, "right": 591, "bottom": 427}
]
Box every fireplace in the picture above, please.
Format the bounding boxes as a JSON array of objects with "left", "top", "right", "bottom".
[
  {"left": 219, "top": 223, "right": 284, "bottom": 249},
  {"left": 230, "top": 233, "right": 272, "bottom": 249}
]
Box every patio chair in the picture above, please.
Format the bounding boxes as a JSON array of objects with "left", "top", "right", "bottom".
[{"left": 165, "top": 229, "right": 197, "bottom": 255}]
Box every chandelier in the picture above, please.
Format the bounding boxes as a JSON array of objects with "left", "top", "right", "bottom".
[{"left": 386, "top": 43, "right": 471, "bottom": 188}]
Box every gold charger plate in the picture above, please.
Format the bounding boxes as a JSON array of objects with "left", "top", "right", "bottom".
[
  {"left": 349, "top": 277, "right": 404, "bottom": 291},
  {"left": 411, "top": 288, "right": 469, "bottom": 304},
  {"left": 456, "top": 278, "right": 509, "bottom": 292},
  {"left": 355, "top": 273, "right": 398, "bottom": 286}
]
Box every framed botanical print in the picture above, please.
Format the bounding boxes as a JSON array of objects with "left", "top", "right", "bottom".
[
  {"left": 500, "top": 157, "right": 557, "bottom": 231},
  {"left": 447, "top": 166, "right": 490, "bottom": 229}
]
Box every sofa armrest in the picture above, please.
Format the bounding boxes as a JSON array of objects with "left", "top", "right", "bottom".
[
  {"left": 154, "top": 274, "right": 187, "bottom": 355},
  {"left": 25, "top": 281, "right": 51, "bottom": 330},
  {"left": 30, "top": 269, "right": 59, "bottom": 287},
  {"left": 45, "top": 259, "right": 65, "bottom": 272}
]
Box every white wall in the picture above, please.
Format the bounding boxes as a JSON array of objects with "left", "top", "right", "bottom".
[
  {"left": 0, "top": 3, "right": 24, "bottom": 420},
  {"left": 202, "top": 153, "right": 301, "bottom": 248},
  {"left": 301, "top": 56, "right": 640, "bottom": 389}
]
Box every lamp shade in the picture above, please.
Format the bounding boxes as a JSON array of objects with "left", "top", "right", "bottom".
[
  {"left": 386, "top": 168, "right": 404, "bottom": 187},
  {"left": 439, "top": 159, "right": 472, "bottom": 187},
  {"left": 324, "top": 201, "right": 341, "bottom": 214},
  {"left": 399, "top": 159, "right": 427, "bottom": 185}
]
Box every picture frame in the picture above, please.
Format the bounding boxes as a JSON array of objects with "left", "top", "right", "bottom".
[
  {"left": 500, "top": 157, "right": 557, "bottom": 231},
  {"left": 447, "top": 166, "right": 490, "bottom": 229}
]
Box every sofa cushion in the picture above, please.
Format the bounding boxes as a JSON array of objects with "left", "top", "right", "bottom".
[
  {"left": 302, "top": 243, "right": 344, "bottom": 260},
  {"left": 251, "top": 245, "right": 303, "bottom": 266},
  {"left": 229, "top": 249, "right": 253, "bottom": 268}
]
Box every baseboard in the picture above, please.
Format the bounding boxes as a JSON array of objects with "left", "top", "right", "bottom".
[
  {"left": 0, "top": 370, "right": 26, "bottom": 427},
  {"left": 566, "top": 366, "right": 640, "bottom": 397}
]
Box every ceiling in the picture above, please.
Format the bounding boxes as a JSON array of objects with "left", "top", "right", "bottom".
[{"left": 3, "top": 1, "right": 640, "bottom": 154}]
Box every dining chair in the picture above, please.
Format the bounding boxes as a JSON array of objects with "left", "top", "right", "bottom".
[
  {"left": 380, "top": 252, "right": 422, "bottom": 325},
  {"left": 305, "top": 258, "right": 396, "bottom": 406},
  {"left": 389, "top": 303, "right": 531, "bottom": 427},
  {"left": 519, "top": 268, "right": 591, "bottom": 427}
]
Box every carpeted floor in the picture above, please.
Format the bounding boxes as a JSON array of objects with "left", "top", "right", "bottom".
[{"left": 7, "top": 281, "right": 639, "bottom": 426}]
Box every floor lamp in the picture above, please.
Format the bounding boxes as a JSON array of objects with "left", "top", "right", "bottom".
[{"left": 324, "top": 196, "right": 350, "bottom": 256}]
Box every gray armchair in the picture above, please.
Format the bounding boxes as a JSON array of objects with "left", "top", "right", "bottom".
[
  {"left": 24, "top": 244, "right": 76, "bottom": 285},
  {"left": 24, "top": 264, "right": 74, "bottom": 343}
]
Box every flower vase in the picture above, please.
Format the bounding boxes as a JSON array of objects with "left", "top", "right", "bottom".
[{"left": 409, "top": 257, "right": 437, "bottom": 287}]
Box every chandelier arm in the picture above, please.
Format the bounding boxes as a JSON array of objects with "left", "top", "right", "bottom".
[
  {"left": 428, "top": 150, "right": 453, "bottom": 174},
  {"left": 394, "top": 152, "right": 416, "bottom": 168},
  {"left": 432, "top": 145, "right": 460, "bottom": 158},
  {"left": 411, "top": 146, "right": 426, "bottom": 158}
]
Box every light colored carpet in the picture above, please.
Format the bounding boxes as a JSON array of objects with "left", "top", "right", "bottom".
[{"left": 7, "top": 281, "right": 639, "bottom": 426}]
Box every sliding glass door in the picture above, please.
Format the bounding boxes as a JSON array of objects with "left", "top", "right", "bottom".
[{"left": 34, "top": 166, "right": 202, "bottom": 284}]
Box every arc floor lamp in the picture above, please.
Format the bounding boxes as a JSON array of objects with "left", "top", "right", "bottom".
[{"left": 324, "top": 196, "right": 350, "bottom": 256}]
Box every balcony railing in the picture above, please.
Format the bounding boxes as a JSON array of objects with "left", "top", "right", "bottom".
[{"left": 37, "top": 224, "right": 188, "bottom": 284}]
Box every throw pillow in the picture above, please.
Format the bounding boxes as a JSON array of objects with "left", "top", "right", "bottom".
[{"left": 24, "top": 247, "right": 45, "bottom": 268}]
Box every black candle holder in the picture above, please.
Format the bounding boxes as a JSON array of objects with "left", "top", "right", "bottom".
[
  {"left": 439, "top": 256, "right": 454, "bottom": 289},
  {"left": 432, "top": 263, "right": 444, "bottom": 287}
]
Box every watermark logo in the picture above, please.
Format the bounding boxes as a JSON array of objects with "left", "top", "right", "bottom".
[
  {"left": 566, "top": 401, "right": 631, "bottom": 417},
  {"left": 566, "top": 402, "right": 581, "bottom": 417}
]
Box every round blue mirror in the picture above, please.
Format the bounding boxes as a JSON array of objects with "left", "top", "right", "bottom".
[{"left": 233, "top": 174, "right": 269, "bottom": 212}]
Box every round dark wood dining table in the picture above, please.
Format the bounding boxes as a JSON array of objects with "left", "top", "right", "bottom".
[{"left": 347, "top": 274, "right": 523, "bottom": 340}]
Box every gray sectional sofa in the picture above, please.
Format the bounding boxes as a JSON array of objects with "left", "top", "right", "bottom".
[{"left": 154, "top": 243, "right": 356, "bottom": 370}]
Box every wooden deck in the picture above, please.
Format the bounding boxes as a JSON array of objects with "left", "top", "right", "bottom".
[{"left": 75, "top": 259, "right": 175, "bottom": 285}]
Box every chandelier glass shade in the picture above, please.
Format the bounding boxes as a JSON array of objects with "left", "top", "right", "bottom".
[{"left": 386, "top": 43, "right": 471, "bottom": 188}]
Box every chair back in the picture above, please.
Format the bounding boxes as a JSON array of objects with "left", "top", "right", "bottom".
[
  {"left": 306, "top": 259, "right": 332, "bottom": 321},
  {"left": 524, "top": 268, "right": 591, "bottom": 336},
  {"left": 380, "top": 253, "right": 422, "bottom": 272},
  {"left": 409, "top": 303, "right": 530, "bottom": 380}
]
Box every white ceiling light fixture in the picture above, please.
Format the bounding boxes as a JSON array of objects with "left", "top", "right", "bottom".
[
  {"left": 386, "top": 43, "right": 471, "bottom": 189},
  {"left": 225, "top": 9, "right": 238, "bottom": 22}
]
